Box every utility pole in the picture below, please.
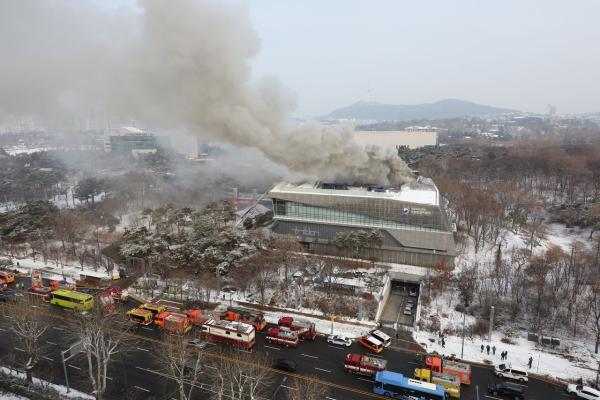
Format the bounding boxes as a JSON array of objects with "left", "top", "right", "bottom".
[
  {"left": 461, "top": 310, "right": 467, "bottom": 359},
  {"left": 488, "top": 306, "right": 495, "bottom": 342}
]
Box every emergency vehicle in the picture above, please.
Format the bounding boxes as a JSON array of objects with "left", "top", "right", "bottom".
[
  {"left": 200, "top": 319, "right": 256, "bottom": 350},
  {"left": 265, "top": 327, "right": 300, "bottom": 348},
  {"left": 358, "top": 335, "right": 385, "bottom": 354},
  {"left": 343, "top": 353, "right": 387, "bottom": 376},
  {"left": 415, "top": 368, "right": 461, "bottom": 398},
  {"left": 126, "top": 308, "right": 154, "bottom": 325},
  {"left": 425, "top": 356, "right": 471, "bottom": 385},
  {"left": 278, "top": 316, "right": 317, "bottom": 340},
  {"left": 221, "top": 306, "right": 266, "bottom": 330},
  {"left": 0, "top": 270, "right": 15, "bottom": 284}
]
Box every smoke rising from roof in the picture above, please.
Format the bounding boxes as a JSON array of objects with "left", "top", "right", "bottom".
[{"left": 0, "top": 0, "right": 412, "bottom": 185}]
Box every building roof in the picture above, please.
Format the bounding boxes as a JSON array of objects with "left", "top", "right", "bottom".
[{"left": 269, "top": 178, "right": 439, "bottom": 206}]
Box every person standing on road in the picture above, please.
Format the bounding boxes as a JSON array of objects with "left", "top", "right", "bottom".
[
  {"left": 441, "top": 337, "right": 445, "bottom": 348},
  {"left": 492, "top": 345, "right": 496, "bottom": 355},
  {"left": 528, "top": 356, "right": 533, "bottom": 369},
  {"left": 486, "top": 344, "right": 490, "bottom": 355},
  {"left": 504, "top": 350, "right": 508, "bottom": 359},
  {"left": 481, "top": 344, "right": 484, "bottom": 353}
]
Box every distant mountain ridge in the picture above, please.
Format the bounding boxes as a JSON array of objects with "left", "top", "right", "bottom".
[{"left": 324, "top": 99, "right": 518, "bottom": 121}]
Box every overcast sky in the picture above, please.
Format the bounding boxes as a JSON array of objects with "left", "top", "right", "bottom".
[{"left": 247, "top": 0, "right": 600, "bottom": 116}]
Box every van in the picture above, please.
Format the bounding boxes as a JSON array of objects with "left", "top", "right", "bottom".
[
  {"left": 494, "top": 363, "right": 528, "bottom": 382},
  {"left": 370, "top": 330, "right": 391, "bottom": 347}
]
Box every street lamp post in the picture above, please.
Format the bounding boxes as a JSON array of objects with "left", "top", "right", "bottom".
[{"left": 461, "top": 301, "right": 469, "bottom": 359}]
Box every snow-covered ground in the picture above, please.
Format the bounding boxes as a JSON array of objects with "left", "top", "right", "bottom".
[
  {"left": 431, "top": 221, "right": 600, "bottom": 382},
  {"left": 6, "top": 256, "right": 114, "bottom": 283},
  {"left": 0, "top": 367, "right": 93, "bottom": 399},
  {"left": 414, "top": 328, "right": 598, "bottom": 383},
  {"left": 0, "top": 392, "right": 29, "bottom": 400}
]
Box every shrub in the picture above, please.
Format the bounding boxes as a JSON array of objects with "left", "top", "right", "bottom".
[
  {"left": 501, "top": 337, "right": 516, "bottom": 345},
  {"left": 454, "top": 303, "right": 465, "bottom": 313}
]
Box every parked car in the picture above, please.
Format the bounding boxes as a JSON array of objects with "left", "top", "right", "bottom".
[
  {"left": 273, "top": 358, "right": 297, "bottom": 373},
  {"left": 409, "top": 287, "right": 418, "bottom": 297},
  {"left": 494, "top": 363, "right": 529, "bottom": 382},
  {"left": 327, "top": 335, "right": 353, "bottom": 347},
  {"left": 403, "top": 305, "right": 412, "bottom": 316},
  {"left": 488, "top": 381, "right": 525, "bottom": 400},
  {"left": 406, "top": 298, "right": 415, "bottom": 308},
  {"left": 566, "top": 384, "right": 600, "bottom": 399}
]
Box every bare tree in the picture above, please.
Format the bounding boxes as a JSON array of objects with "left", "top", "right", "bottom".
[
  {"left": 72, "top": 308, "right": 125, "bottom": 399},
  {"left": 156, "top": 334, "right": 205, "bottom": 400},
  {"left": 6, "top": 297, "right": 48, "bottom": 382},
  {"left": 287, "top": 376, "right": 330, "bottom": 400},
  {"left": 589, "top": 283, "right": 600, "bottom": 354},
  {"left": 208, "top": 348, "right": 274, "bottom": 400}
]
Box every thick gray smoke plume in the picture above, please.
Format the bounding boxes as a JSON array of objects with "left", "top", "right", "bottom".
[{"left": 0, "top": 0, "right": 412, "bottom": 185}]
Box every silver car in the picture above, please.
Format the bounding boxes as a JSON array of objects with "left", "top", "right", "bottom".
[{"left": 327, "top": 335, "right": 353, "bottom": 347}]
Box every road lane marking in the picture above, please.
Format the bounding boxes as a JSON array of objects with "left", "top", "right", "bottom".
[
  {"left": 106, "top": 376, "right": 113, "bottom": 381},
  {"left": 52, "top": 326, "right": 65, "bottom": 331},
  {"left": 136, "top": 347, "right": 149, "bottom": 352},
  {"left": 134, "top": 385, "right": 150, "bottom": 393},
  {"left": 357, "top": 378, "right": 373, "bottom": 383},
  {"left": 46, "top": 341, "right": 58, "bottom": 346},
  {"left": 263, "top": 345, "right": 280, "bottom": 351},
  {"left": 15, "top": 347, "right": 24, "bottom": 352},
  {"left": 314, "top": 367, "right": 331, "bottom": 373},
  {"left": 484, "top": 396, "right": 503, "bottom": 400},
  {"left": 407, "top": 361, "right": 419, "bottom": 365},
  {"left": 42, "top": 356, "right": 54, "bottom": 362},
  {"left": 326, "top": 397, "right": 337, "bottom": 400},
  {"left": 327, "top": 345, "right": 346, "bottom": 350},
  {"left": 140, "top": 326, "right": 153, "bottom": 331},
  {"left": 68, "top": 364, "right": 82, "bottom": 370},
  {"left": 301, "top": 353, "right": 318, "bottom": 359}
]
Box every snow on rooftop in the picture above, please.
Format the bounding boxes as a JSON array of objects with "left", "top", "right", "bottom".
[
  {"left": 119, "top": 126, "right": 145, "bottom": 134},
  {"left": 270, "top": 179, "right": 439, "bottom": 206}
]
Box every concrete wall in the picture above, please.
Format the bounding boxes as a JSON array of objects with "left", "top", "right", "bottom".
[
  {"left": 354, "top": 130, "right": 438, "bottom": 150},
  {"left": 375, "top": 274, "right": 391, "bottom": 322}
]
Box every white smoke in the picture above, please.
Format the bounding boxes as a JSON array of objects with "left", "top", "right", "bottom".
[{"left": 0, "top": 0, "right": 412, "bottom": 185}]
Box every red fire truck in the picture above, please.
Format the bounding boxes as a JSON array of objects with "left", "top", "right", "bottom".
[
  {"left": 200, "top": 319, "right": 256, "bottom": 350},
  {"left": 343, "top": 353, "right": 388, "bottom": 376},
  {"left": 277, "top": 316, "right": 317, "bottom": 340},
  {"left": 265, "top": 327, "right": 300, "bottom": 348}
]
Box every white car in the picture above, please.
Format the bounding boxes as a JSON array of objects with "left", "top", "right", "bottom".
[
  {"left": 327, "top": 335, "right": 353, "bottom": 347},
  {"left": 567, "top": 384, "right": 600, "bottom": 400},
  {"left": 403, "top": 305, "right": 413, "bottom": 316},
  {"left": 494, "top": 363, "right": 529, "bottom": 382}
]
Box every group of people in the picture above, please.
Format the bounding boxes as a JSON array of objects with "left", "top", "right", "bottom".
[
  {"left": 481, "top": 343, "right": 535, "bottom": 369},
  {"left": 481, "top": 343, "right": 509, "bottom": 360}
]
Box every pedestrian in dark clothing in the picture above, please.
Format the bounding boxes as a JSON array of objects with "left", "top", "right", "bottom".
[
  {"left": 528, "top": 356, "right": 533, "bottom": 369},
  {"left": 504, "top": 350, "right": 508, "bottom": 359},
  {"left": 492, "top": 345, "right": 496, "bottom": 355},
  {"left": 16, "top": 262, "right": 20, "bottom": 267},
  {"left": 441, "top": 337, "right": 445, "bottom": 348},
  {"left": 486, "top": 345, "right": 490, "bottom": 355},
  {"left": 481, "top": 344, "right": 484, "bottom": 353},
  {"left": 500, "top": 351, "right": 504, "bottom": 360}
]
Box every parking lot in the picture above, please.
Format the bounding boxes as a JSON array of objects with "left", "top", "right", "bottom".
[{"left": 380, "top": 281, "right": 420, "bottom": 327}]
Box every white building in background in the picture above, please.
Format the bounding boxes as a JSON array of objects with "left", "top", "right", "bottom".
[{"left": 353, "top": 129, "right": 438, "bottom": 150}]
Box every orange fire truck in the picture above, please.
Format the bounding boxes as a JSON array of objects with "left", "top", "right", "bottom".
[
  {"left": 278, "top": 316, "right": 317, "bottom": 340},
  {"left": 157, "top": 312, "right": 192, "bottom": 334},
  {"left": 265, "top": 327, "right": 299, "bottom": 348},
  {"left": 343, "top": 353, "right": 387, "bottom": 376},
  {"left": 139, "top": 302, "right": 167, "bottom": 318},
  {"left": 425, "top": 356, "right": 472, "bottom": 385},
  {"left": 200, "top": 319, "right": 256, "bottom": 350},
  {"left": 221, "top": 307, "right": 266, "bottom": 331}
]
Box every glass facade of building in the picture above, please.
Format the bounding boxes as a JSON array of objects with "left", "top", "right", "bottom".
[{"left": 269, "top": 182, "right": 456, "bottom": 267}]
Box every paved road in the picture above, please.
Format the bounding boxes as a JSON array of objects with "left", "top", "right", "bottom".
[{"left": 0, "top": 281, "right": 571, "bottom": 399}]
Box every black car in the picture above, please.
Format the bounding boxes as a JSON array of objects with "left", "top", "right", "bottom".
[
  {"left": 273, "top": 358, "right": 297, "bottom": 373},
  {"left": 488, "top": 381, "right": 525, "bottom": 400}
]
